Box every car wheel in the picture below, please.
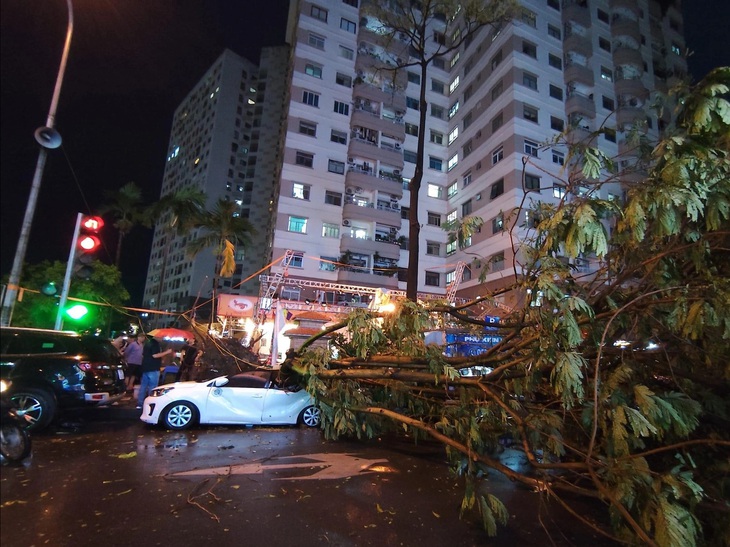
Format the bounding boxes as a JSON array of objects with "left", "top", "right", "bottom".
[
  {"left": 10, "top": 388, "right": 56, "bottom": 431},
  {"left": 162, "top": 402, "right": 197, "bottom": 430},
  {"left": 298, "top": 406, "right": 321, "bottom": 427}
]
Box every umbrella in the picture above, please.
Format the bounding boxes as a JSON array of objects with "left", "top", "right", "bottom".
[{"left": 147, "top": 328, "right": 194, "bottom": 343}]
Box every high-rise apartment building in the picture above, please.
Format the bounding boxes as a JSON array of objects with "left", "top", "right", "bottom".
[{"left": 145, "top": 0, "right": 686, "bottom": 327}]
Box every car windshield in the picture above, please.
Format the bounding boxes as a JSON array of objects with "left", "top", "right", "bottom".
[{"left": 79, "top": 337, "right": 119, "bottom": 361}]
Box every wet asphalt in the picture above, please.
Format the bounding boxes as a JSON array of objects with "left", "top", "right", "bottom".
[{"left": 0, "top": 397, "right": 619, "bottom": 547}]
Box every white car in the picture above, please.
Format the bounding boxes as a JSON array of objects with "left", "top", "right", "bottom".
[{"left": 140, "top": 370, "right": 321, "bottom": 430}]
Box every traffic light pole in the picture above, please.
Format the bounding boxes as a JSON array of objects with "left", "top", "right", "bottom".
[{"left": 55, "top": 213, "right": 82, "bottom": 330}]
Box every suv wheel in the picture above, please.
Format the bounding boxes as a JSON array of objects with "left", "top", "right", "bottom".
[{"left": 10, "top": 388, "right": 56, "bottom": 431}]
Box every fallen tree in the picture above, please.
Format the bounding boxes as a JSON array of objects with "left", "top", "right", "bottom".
[{"left": 282, "top": 69, "right": 730, "bottom": 546}]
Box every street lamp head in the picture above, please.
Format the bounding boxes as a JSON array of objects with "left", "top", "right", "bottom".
[{"left": 34, "top": 126, "right": 62, "bottom": 149}]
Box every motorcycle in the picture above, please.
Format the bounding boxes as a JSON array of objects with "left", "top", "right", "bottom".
[{"left": 0, "top": 380, "right": 32, "bottom": 464}]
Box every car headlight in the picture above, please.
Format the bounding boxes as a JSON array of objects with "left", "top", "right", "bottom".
[
  {"left": 150, "top": 387, "right": 175, "bottom": 397},
  {"left": 0, "top": 379, "right": 9, "bottom": 393}
]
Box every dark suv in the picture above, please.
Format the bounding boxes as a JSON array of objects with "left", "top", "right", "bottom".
[{"left": 0, "top": 327, "right": 126, "bottom": 430}]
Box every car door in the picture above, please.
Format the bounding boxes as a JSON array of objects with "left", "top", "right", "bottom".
[
  {"left": 203, "top": 373, "right": 269, "bottom": 424},
  {"left": 260, "top": 385, "right": 309, "bottom": 424}
]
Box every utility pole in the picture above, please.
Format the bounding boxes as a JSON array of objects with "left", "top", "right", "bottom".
[
  {"left": 55, "top": 213, "right": 83, "bottom": 330},
  {"left": 0, "top": 0, "right": 74, "bottom": 327}
]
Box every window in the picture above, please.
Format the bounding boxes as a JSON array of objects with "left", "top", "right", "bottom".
[
  {"left": 463, "top": 171, "right": 472, "bottom": 186},
  {"left": 491, "top": 50, "right": 502, "bottom": 70},
  {"left": 446, "top": 241, "right": 457, "bottom": 255},
  {"left": 551, "top": 116, "right": 564, "bottom": 131},
  {"left": 305, "top": 63, "right": 322, "bottom": 78},
  {"left": 336, "top": 72, "right": 352, "bottom": 87},
  {"left": 491, "top": 252, "right": 505, "bottom": 272},
  {"left": 425, "top": 271, "right": 440, "bottom": 287},
  {"left": 330, "top": 129, "right": 347, "bottom": 144},
  {"left": 463, "top": 111, "right": 473, "bottom": 129},
  {"left": 426, "top": 241, "right": 440, "bottom": 256},
  {"left": 552, "top": 150, "right": 565, "bottom": 165},
  {"left": 406, "top": 96, "right": 419, "bottom": 110},
  {"left": 598, "top": 37, "right": 611, "bottom": 52},
  {"left": 401, "top": 207, "right": 410, "bottom": 220},
  {"left": 322, "top": 223, "right": 340, "bottom": 238},
  {"left": 447, "top": 154, "right": 458, "bottom": 171},
  {"left": 463, "top": 139, "right": 472, "bottom": 157},
  {"left": 328, "top": 159, "right": 345, "bottom": 174},
  {"left": 447, "top": 181, "right": 458, "bottom": 197},
  {"left": 340, "top": 18, "right": 356, "bottom": 33},
  {"left": 324, "top": 191, "right": 342, "bottom": 206},
  {"left": 523, "top": 72, "right": 538, "bottom": 90},
  {"left": 407, "top": 72, "right": 420, "bottom": 84},
  {"left": 450, "top": 51, "right": 460, "bottom": 67},
  {"left": 319, "top": 256, "right": 337, "bottom": 271},
  {"left": 449, "top": 76, "right": 460, "bottom": 94},
  {"left": 600, "top": 66, "right": 613, "bottom": 81},
  {"left": 431, "top": 105, "right": 444, "bottom": 119},
  {"left": 295, "top": 151, "right": 314, "bottom": 167},
  {"left": 289, "top": 183, "right": 310, "bottom": 202},
  {"left": 430, "top": 130, "right": 444, "bottom": 145},
  {"left": 462, "top": 199, "right": 472, "bottom": 216},
  {"left": 597, "top": 9, "right": 609, "bottom": 23},
  {"left": 602, "top": 96, "right": 615, "bottom": 110},
  {"left": 492, "top": 112, "right": 503, "bottom": 132},
  {"left": 309, "top": 33, "right": 325, "bottom": 49},
  {"left": 431, "top": 79, "right": 445, "bottom": 94},
  {"left": 548, "top": 54, "right": 562, "bottom": 70},
  {"left": 404, "top": 150, "right": 417, "bottom": 163},
  {"left": 521, "top": 8, "right": 537, "bottom": 28},
  {"left": 311, "top": 5, "right": 328, "bottom": 21},
  {"left": 525, "top": 174, "right": 541, "bottom": 191},
  {"left": 448, "top": 101, "right": 460, "bottom": 119},
  {"left": 547, "top": 0, "right": 560, "bottom": 10},
  {"left": 547, "top": 24, "right": 561, "bottom": 40},
  {"left": 524, "top": 139, "right": 539, "bottom": 157},
  {"left": 424, "top": 185, "right": 443, "bottom": 202},
  {"left": 339, "top": 45, "right": 354, "bottom": 60},
  {"left": 492, "top": 146, "right": 504, "bottom": 164},
  {"left": 446, "top": 210, "right": 457, "bottom": 223},
  {"left": 553, "top": 183, "right": 566, "bottom": 198},
  {"left": 492, "top": 214, "right": 504, "bottom": 233},
  {"left": 334, "top": 101, "right": 349, "bottom": 115},
  {"left": 302, "top": 90, "right": 320, "bottom": 107},
  {"left": 405, "top": 122, "right": 419, "bottom": 136},
  {"left": 523, "top": 104, "right": 538, "bottom": 123},
  {"left": 299, "top": 120, "right": 317, "bottom": 136},
  {"left": 549, "top": 84, "right": 563, "bottom": 100},
  {"left": 427, "top": 212, "right": 441, "bottom": 226},
  {"left": 433, "top": 30, "right": 446, "bottom": 45},
  {"left": 490, "top": 178, "right": 504, "bottom": 199},
  {"left": 448, "top": 127, "right": 459, "bottom": 145},
  {"left": 522, "top": 41, "right": 537, "bottom": 59},
  {"left": 491, "top": 80, "right": 503, "bottom": 100},
  {"left": 429, "top": 157, "right": 443, "bottom": 171},
  {"left": 288, "top": 216, "right": 307, "bottom": 233},
  {"left": 343, "top": 0, "right": 358, "bottom": 6},
  {"left": 604, "top": 127, "right": 616, "bottom": 142}
]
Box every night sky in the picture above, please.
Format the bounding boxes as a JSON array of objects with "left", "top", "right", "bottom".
[{"left": 1, "top": 0, "right": 727, "bottom": 306}]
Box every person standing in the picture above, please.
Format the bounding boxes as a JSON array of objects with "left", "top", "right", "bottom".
[
  {"left": 137, "top": 335, "right": 173, "bottom": 410},
  {"left": 176, "top": 343, "right": 200, "bottom": 382},
  {"left": 123, "top": 333, "right": 145, "bottom": 391}
]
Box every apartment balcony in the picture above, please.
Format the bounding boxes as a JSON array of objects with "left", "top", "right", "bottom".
[
  {"left": 564, "top": 62, "right": 595, "bottom": 87},
  {"left": 609, "top": 0, "right": 641, "bottom": 17},
  {"left": 343, "top": 199, "right": 402, "bottom": 226},
  {"left": 564, "top": 33, "right": 592, "bottom": 58},
  {"left": 352, "top": 108, "right": 406, "bottom": 140},
  {"left": 565, "top": 90, "right": 596, "bottom": 119},
  {"left": 562, "top": 1, "right": 591, "bottom": 28},
  {"left": 339, "top": 233, "right": 400, "bottom": 260},
  {"left": 345, "top": 167, "right": 403, "bottom": 197},
  {"left": 337, "top": 268, "right": 399, "bottom": 288},
  {"left": 613, "top": 47, "right": 643, "bottom": 69},
  {"left": 616, "top": 105, "right": 644, "bottom": 127},
  {"left": 611, "top": 18, "right": 641, "bottom": 44},
  {"left": 614, "top": 77, "right": 647, "bottom": 99}
]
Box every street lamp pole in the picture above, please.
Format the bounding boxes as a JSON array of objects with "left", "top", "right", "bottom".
[{"left": 0, "top": 0, "right": 74, "bottom": 327}]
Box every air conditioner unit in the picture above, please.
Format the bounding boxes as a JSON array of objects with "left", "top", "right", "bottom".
[
  {"left": 355, "top": 186, "right": 364, "bottom": 193},
  {"left": 348, "top": 157, "right": 355, "bottom": 163},
  {"left": 346, "top": 187, "right": 355, "bottom": 195},
  {"left": 394, "top": 143, "right": 402, "bottom": 150},
  {"left": 393, "top": 169, "right": 401, "bottom": 176},
  {"left": 343, "top": 219, "right": 352, "bottom": 227},
  {"left": 390, "top": 227, "right": 398, "bottom": 234}
]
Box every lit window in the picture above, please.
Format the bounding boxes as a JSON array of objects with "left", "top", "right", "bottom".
[
  {"left": 292, "top": 183, "right": 311, "bottom": 200},
  {"left": 448, "top": 127, "right": 459, "bottom": 144},
  {"left": 322, "top": 223, "right": 340, "bottom": 238},
  {"left": 446, "top": 210, "right": 457, "bottom": 223},
  {"left": 447, "top": 154, "right": 458, "bottom": 171},
  {"left": 449, "top": 76, "right": 460, "bottom": 94},
  {"left": 492, "top": 146, "right": 504, "bottom": 164},
  {"left": 305, "top": 64, "right": 322, "bottom": 78},
  {"left": 448, "top": 101, "right": 460, "bottom": 119},
  {"left": 288, "top": 216, "right": 307, "bottom": 233},
  {"left": 553, "top": 183, "right": 566, "bottom": 199},
  {"left": 600, "top": 66, "right": 613, "bottom": 81},
  {"left": 447, "top": 181, "right": 458, "bottom": 197},
  {"left": 463, "top": 171, "right": 472, "bottom": 186},
  {"left": 428, "top": 183, "right": 443, "bottom": 198}
]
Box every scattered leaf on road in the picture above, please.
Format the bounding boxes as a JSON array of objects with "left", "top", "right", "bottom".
[{"left": 114, "top": 452, "right": 137, "bottom": 459}]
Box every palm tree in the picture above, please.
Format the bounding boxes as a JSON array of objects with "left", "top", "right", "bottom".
[
  {"left": 100, "top": 182, "right": 145, "bottom": 267},
  {"left": 186, "top": 198, "right": 255, "bottom": 325},
  {"left": 145, "top": 188, "right": 206, "bottom": 325}
]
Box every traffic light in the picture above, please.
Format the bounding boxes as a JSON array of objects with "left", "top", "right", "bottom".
[
  {"left": 74, "top": 216, "right": 104, "bottom": 279},
  {"left": 65, "top": 304, "right": 89, "bottom": 320}
]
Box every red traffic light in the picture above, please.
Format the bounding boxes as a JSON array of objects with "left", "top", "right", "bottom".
[
  {"left": 81, "top": 216, "right": 104, "bottom": 232},
  {"left": 78, "top": 235, "right": 101, "bottom": 251}
]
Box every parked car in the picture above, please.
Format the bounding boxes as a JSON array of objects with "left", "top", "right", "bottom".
[
  {"left": 0, "top": 327, "right": 127, "bottom": 430},
  {"left": 140, "top": 370, "right": 321, "bottom": 430}
]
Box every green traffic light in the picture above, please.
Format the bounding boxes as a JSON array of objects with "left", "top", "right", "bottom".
[
  {"left": 66, "top": 304, "right": 89, "bottom": 320},
  {"left": 41, "top": 282, "right": 58, "bottom": 296}
]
